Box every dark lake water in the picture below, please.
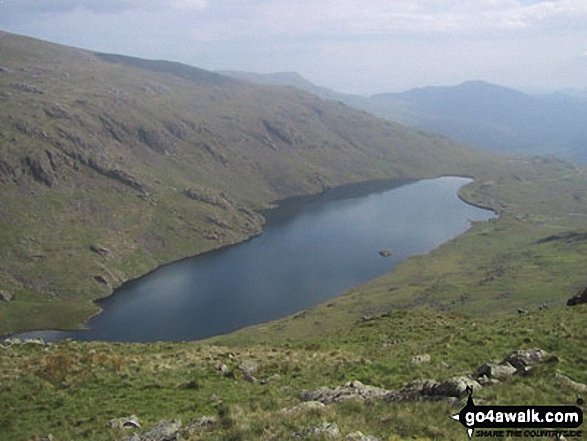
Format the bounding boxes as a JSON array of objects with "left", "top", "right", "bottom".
[{"left": 18, "top": 177, "right": 494, "bottom": 343}]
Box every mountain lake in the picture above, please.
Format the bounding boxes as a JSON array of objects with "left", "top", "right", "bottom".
[{"left": 17, "top": 176, "right": 495, "bottom": 342}]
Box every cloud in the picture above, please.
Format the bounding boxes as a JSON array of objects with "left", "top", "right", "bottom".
[
  {"left": 0, "top": 0, "right": 207, "bottom": 17},
  {"left": 240, "top": 0, "right": 587, "bottom": 38}
]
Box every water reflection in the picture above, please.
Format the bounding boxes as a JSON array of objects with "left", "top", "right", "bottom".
[{"left": 16, "top": 177, "right": 494, "bottom": 343}]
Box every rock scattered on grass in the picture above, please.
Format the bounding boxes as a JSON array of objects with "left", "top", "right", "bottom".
[
  {"left": 504, "top": 348, "right": 549, "bottom": 372},
  {"left": 300, "top": 380, "right": 389, "bottom": 404},
  {"left": 107, "top": 415, "right": 141, "bottom": 429},
  {"left": 567, "top": 286, "right": 587, "bottom": 306},
  {"left": 281, "top": 401, "right": 325, "bottom": 415},
  {"left": 0, "top": 290, "right": 13, "bottom": 302},
  {"left": 291, "top": 422, "right": 341, "bottom": 439},
  {"left": 411, "top": 354, "right": 431, "bottom": 364},
  {"left": 187, "top": 416, "right": 216, "bottom": 428},
  {"left": 345, "top": 431, "right": 380, "bottom": 441},
  {"left": 475, "top": 362, "right": 517, "bottom": 380},
  {"left": 123, "top": 419, "right": 181, "bottom": 441},
  {"left": 90, "top": 244, "right": 111, "bottom": 257},
  {"left": 555, "top": 373, "right": 587, "bottom": 393}
]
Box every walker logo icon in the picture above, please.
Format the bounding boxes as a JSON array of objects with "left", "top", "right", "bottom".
[{"left": 451, "top": 387, "right": 583, "bottom": 439}]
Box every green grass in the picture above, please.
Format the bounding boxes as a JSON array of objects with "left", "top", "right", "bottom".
[{"left": 1, "top": 305, "right": 585, "bottom": 440}]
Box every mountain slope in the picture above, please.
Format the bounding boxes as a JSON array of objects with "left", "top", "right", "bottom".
[
  {"left": 371, "top": 81, "right": 587, "bottom": 161},
  {"left": 0, "top": 31, "right": 500, "bottom": 335},
  {"left": 221, "top": 72, "right": 587, "bottom": 162}
]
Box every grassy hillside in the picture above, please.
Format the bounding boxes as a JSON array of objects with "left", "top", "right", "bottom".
[
  {"left": 1, "top": 303, "right": 586, "bottom": 440},
  {"left": 0, "top": 31, "right": 504, "bottom": 336},
  {"left": 1, "top": 32, "right": 587, "bottom": 441}
]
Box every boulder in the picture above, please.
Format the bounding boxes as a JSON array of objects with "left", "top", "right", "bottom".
[
  {"left": 567, "top": 286, "right": 587, "bottom": 306},
  {"left": 300, "top": 380, "right": 390, "bottom": 404},
  {"left": 188, "top": 416, "right": 216, "bottom": 428},
  {"left": 411, "top": 354, "right": 431, "bottom": 365},
  {"left": 475, "top": 362, "right": 517, "bottom": 380},
  {"left": 238, "top": 360, "right": 259, "bottom": 376},
  {"left": 107, "top": 415, "right": 141, "bottom": 429},
  {"left": 0, "top": 291, "right": 13, "bottom": 302},
  {"left": 555, "top": 373, "right": 587, "bottom": 393},
  {"left": 346, "top": 432, "right": 380, "bottom": 441},
  {"left": 292, "top": 422, "right": 341, "bottom": 439},
  {"left": 385, "top": 379, "right": 440, "bottom": 402},
  {"left": 433, "top": 376, "right": 482, "bottom": 398},
  {"left": 123, "top": 420, "right": 181, "bottom": 441},
  {"left": 90, "top": 244, "right": 111, "bottom": 257},
  {"left": 504, "top": 348, "right": 549, "bottom": 371},
  {"left": 281, "top": 401, "right": 325, "bottom": 415}
]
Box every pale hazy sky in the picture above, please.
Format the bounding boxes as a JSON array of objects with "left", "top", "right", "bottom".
[{"left": 0, "top": 0, "right": 586, "bottom": 95}]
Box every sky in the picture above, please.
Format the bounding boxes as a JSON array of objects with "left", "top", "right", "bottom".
[{"left": 0, "top": 0, "right": 586, "bottom": 95}]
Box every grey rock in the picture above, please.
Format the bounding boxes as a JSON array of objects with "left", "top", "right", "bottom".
[
  {"left": 292, "top": 422, "right": 341, "bottom": 439},
  {"left": 555, "top": 373, "right": 587, "bottom": 393},
  {"left": 107, "top": 415, "right": 141, "bottom": 429},
  {"left": 3, "top": 337, "right": 45, "bottom": 346},
  {"left": 384, "top": 379, "right": 440, "bottom": 402},
  {"left": 123, "top": 420, "right": 181, "bottom": 441},
  {"left": 411, "top": 354, "right": 431, "bottom": 364},
  {"left": 0, "top": 291, "right": 13, "bottom": 302},
  {"left": 188, "top": 415, "right": 216, "bottom": 427},
  {"left": 238, "top": 360, "right": 259, "bottom": 376},
  {"left": 475, "top": 362, "right": 517, "bottom": 380},
  {"left": 300, "top": 380, "right": 390, "bottom": 404},
  {"left": 217, "top": 363, "right": 230, "bottom": 375},
  {"left": 281, "top": 401, "right": 325, "bottom": 415},
  {"left": 93, "top": 275, "right": 108, "bottom": 285},
  {"left": 346, "top": 431, "right": 380, "bottom": 441},
  {"left": 504, "top": 348, "right": 549, "bottom": 371},
  {"left": 567, "top": 286, "right": 587, "bottom": 306},
  {"left": 433, "top": 376, "right": 482, "bottom": 398},
  {"left": 90, "top": 244, "right": 111, "bottom": 257}
]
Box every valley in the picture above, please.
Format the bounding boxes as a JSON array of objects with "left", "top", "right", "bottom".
[{"left": 0, "top": 31, "right": 586, "bottom": 441}]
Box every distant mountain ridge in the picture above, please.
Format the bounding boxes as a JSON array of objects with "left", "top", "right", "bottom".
[{"left": 221, "top": 72, "right": 587, "bottom": 163}]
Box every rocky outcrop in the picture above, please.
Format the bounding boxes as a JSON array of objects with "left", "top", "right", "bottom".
[
  {"left": 184, "top": 187, "right": 234, "bottom": 210},
  {"left": 555, "top": 373, "right": 587, "bottom": 393},
  {"left": 281, "top": 401, "right": 325, "bottom": 415},
  {"left": 567, "top": 286, "right": 587, "bottom": 306},
  {"left": 411, "top": 354, "right": 431, "bottom": 364},
  {"left": 475, "top": 362, "right": 517, "bottom": 380},
  {"left": 22, "top": 156, "right": 55, "bottom": 187},
  {"left": 107, "top": 415, "right": 141, "bottom": 430},
  {"left": 0, "top": 290, "right": 13, "bottom": 302},
  {"left": 238, "top": 360, "right": 259, "bottom": 382},
  {"left": 345, "top": 432, "right": 380, "bottom": 441},
  {"left": 123, "top": 420, "right": 181, "bottom": 441},
  {"left": 301, "top": 349, "right": 549, "bottom": 409},
  {"left": 504, "top": 348, "right": 549, "bottom": 372},
  {"left": 90, "top": 244, "right": 111, "bottom": 257},
  {"left": 300, "top": 380, "right": 389, "bottom": 404},
  {"left": 291, "top": 422, "right": 341, "bottom": 439}
]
